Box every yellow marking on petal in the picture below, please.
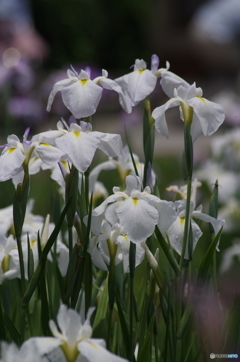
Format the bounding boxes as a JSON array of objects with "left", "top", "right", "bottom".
[
  {"left": 6, "top": 148, "right": 16, "bottom": 154},
  {"left": 61, "top": 160, "right": 69, "bottom": 169},
  {"left": 138, "top": 69, "right": 145, "bottom": 73},
  {"left": 1, "top": 255, "right": 11, "bottom": 273},
  {"left": 30, "top": 240, "right": 37, "bottom": 248},
  {"left": 80, "top": 79, "right": 88, "bottom": 85},
  {"left": 73, "top": 131, "right": 81, "bottom": 137},
  {"left": 179, "top": 217, "right": 185, "bottom": 225},
  {"left": 40, "top": 142, "right": 51, "bottom": 146},
  {"left": 132, "top": 197, "right": 139, "bottom": 205},
  {"left": 197, "top": 96, "right": 205, "bottom": 102},
  {"left": 120, "top": 234, "right": 128, "bottom": 240}
]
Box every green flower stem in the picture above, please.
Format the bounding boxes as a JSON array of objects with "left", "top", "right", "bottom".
[
  {"left": 179, "top": 176, "right": 192, "bottom": 270},
  {"left": 107, "top": 260, "right": 115, "bottom": 350},
  {"left": 179, "top": 109, "right": 193, "bottom": 271},
  {"left": 129, "top": 242, "right": 136, "bottom": 362},
  {"left": 68, "top": 226, "right": 73, "bottom": 259}
]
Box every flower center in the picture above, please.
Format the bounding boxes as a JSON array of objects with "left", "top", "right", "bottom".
[
  {"left": 60, "top": 341, "right": 79, "bottom": 362},
  {"left": 80, "top": 79, "right": 88, "bottom": 85}
]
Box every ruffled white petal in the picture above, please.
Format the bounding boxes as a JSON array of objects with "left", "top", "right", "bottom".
[
  {"left": 0, "top": 147, "right": 25, "bottom": 181},
  {"left": 116, "top": 197, "right": 158, "bottom": 243},
  {"left": 47, "top": 78, "right": 75, "bottom": 112},
  {"left": 55, "top": 131, "right": 99, "bottom": 173},
  {"left": 188, "top": 96, "right": 225, "bottom": 137},
  {"left": 91, "top": 131, "right": 122, "bottom": 158},
  {"left": 152, "top": 98, "right": 180, "bottom": 138},
  {"left": 160, "top": 71, "right": 190, "bottom": 98},
  {"left": 78, "top": 339, "right": 128, "bottom": 362},
  {"left": 127, "top": 69, "right": 157, "bottom": 103},
  {"left": 88, "top": 236, "right": 109, "bottom": 271},
  {"left": 61, "top": 80, "right": 102, "bottom": 119},
  {"left": 35, "top": 143, "right": 66, "bottom": 167},
  {"left": 26, "top": 337, "right": 61, "bottom": 356},
  {"left": 190, "top": 112, "right": 204, "bottom": 142}
]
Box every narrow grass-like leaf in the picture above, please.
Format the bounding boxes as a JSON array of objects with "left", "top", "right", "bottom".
[
  {"left": 92, "top": 277, "right": 108, "bottom": 338},
  {"left": 115, "top": 289, "right": 131, "bottom": 359},
  {"left": 137, "top": 313, "right": 155, "bottom": 362},
  {"left": 197, "top": 227, "right": 223, "bottom": 283},
  {"left": 3, "top": 310, "right": 20, "bottom": 345},
  {"left": 27, "top": 233, "right": 34, "bottom": 281},
  {"left": 155, "top": 226, "right": 181, "bottom": 276},
  {"left": 22, "top": 199, "right": 71, "bottom": 307},
  {"left": 0, "top": 299, "right": 6, "bottom": 341},
  {"left": 39, "top": 273, "right": 51, "bottom": 336},
  {"left": 176, "top": 303, "right": 191, "bottom": 339}
]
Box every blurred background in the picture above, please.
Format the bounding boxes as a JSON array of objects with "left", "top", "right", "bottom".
[
  {"left": 1, "top": 1, "right": 240, "bottom": 342},
  {"left": 1, "top": 0, "right": 240, "bottom": 204}
]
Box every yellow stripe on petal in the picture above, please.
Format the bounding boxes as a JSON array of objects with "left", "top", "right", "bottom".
[
  {"left": 196, "top": 96, "right": 205, "bottom": 102},
  {"left": 179, "top": 217, "right": 185, "bottom": 225},
  {"left": 80, "top": 79, "right": 88, "bottom": 85},
  {"left": 73, "top": 132, "right": 81, "bottom": 137},
  {"left": 6, "top": 148, "right": 16, "bottom": 154},
  {"left": 132, "top": 197, "right": 139, "bottom": 205}
]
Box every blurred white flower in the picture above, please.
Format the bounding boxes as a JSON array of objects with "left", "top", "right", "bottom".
[
  {"left": 30, "top": 304, "right": 128, "bottom": 362},
  {"left": 166, "top": 178, "right": 202, "bottom": 209},
  {"left": 158, "top": 200, "right": 224, "bottom": 258},
  {"left": 0, "top": 235, "right": 19, "bottom": 284},
  {"left": 1, "top": 340, "right": 46, "bottom": 362},
  {"left": 88, "top": 221, "right": 145, "bottom": 272},
  {"left": 220, "top": 239, "right": 240, "bottom": 273},
  {"left": 195, "top": 161, "right": 240, "bottom": 203}
]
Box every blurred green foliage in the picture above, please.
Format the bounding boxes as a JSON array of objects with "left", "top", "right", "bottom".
[{"left": 32, "top": 0, "right": 155, "bottom": 69}]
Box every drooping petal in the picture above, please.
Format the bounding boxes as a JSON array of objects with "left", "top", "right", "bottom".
[
  {"left": 35, "top": 143, "right": 66, "bottom": 167},
  {"left": 116, "top": 197, "right": 158, "bottom": 243},
  {"left": 156, "top": 200, "right": 177, "bottom": 235},
  {"left": 98, "top": 77, "right": 132, "bottom": 113},
  {"left": 166, "top": 218, "right": 202, "bottom": 258},
  {"left": 190, "top": 112, "right": 204, "bottom": 142},
  {"left": 47, "top": 78, "right": 75, "bottom": 112},
  {"left": 192, "top": 211, "right": 224, "bottom": 250},
  {"left": 91, "top": 131, "right": 123, "bottom": 158},
  {"left": 88, "top": 236, "right": 109, "bottom": 271},
  {"left": 152, "top": 98, "right": 180, "bottom": 138},
  {"left": 78, "top": 339, "right": 128, "bottom": 362},
  {"left": 26, "top": 337, "right": 61, "bottom": 356},
  {"left": 0, "top": 147, "right": 25, "bottom": 181},
  {"left": 55, "top": 131, "right": 99, "bottom": 172},
  {"left": 188, "top": 96, "right": 225, "bottom": 137},
  {"left": 61, "top": 80, "right": 103, "bottom": 119},
  {"left": 160, "top": 71, "right": 190, "bottom": 98}
]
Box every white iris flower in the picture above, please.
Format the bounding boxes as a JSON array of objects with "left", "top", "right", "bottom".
[
  {"left": 115, "top": 55, "right": 160, "bottom": 110},
  {"left": 35, "top": 120, "right": 123, "bottom": 173},
  {"left": 46, "top": 67, "right": 131, "bottom": 119},
  {"left": 89, "top": 175, "right": 160, "bottom": 244},
  {"left": 158, "top": 200, "right": 224, "bottom": 258},
  {"left": 88, "top": 220, "right": 145, "bottom": 272},
  {"left": 29, "top": 304, "right": 128, "bottom": 362},
  {"left": 152, "top": 82, "right": 225, "bottom": 142}
]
